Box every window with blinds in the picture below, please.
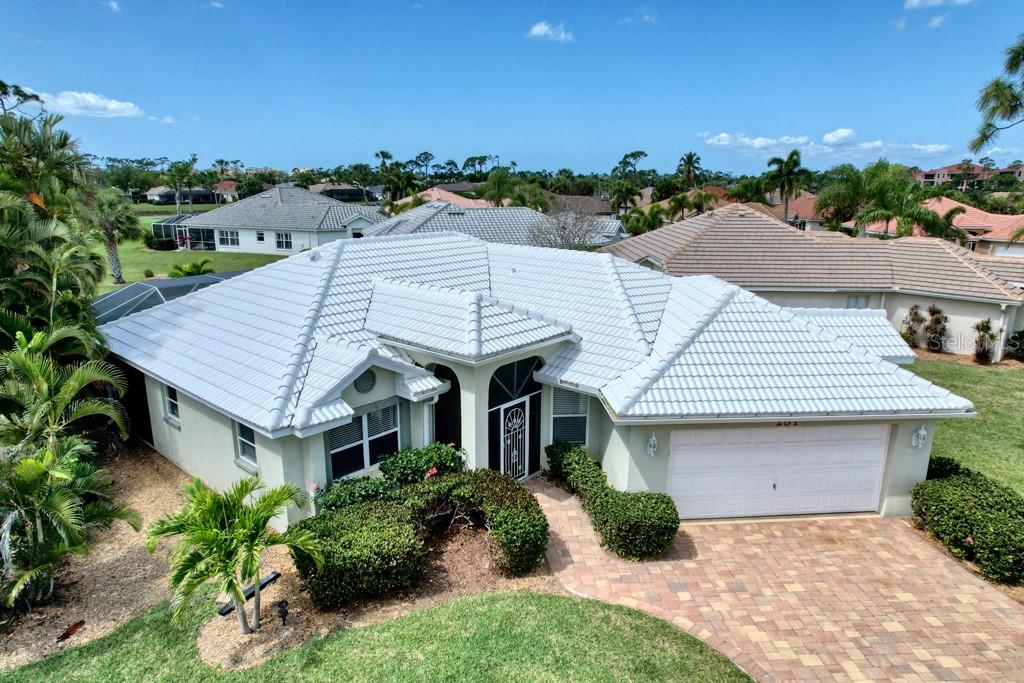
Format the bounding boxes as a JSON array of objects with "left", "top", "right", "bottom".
[
  {"left": 552, "top": 387, "right": 588, "bottom": 445},
  {"left": 326, "top": 404, "right": 399, "bottom": 479}
]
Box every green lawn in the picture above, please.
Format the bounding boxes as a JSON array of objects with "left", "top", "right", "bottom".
[
  {"left": 910, "top": 358, "right": 1024, "bottom": 495},
  {"left": 96, "top": 240, "right": 284, "bottom": 293},
  {"left": 4, "top": 591, "right": 750, "bottom": 682},
  {"left": 133, "top": 203, "right": 219, "bottom": 215}
]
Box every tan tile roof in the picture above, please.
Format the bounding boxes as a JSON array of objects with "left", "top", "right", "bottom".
[
  {"left": 768, "top": 194, "right": 824, "bottom": 221},
  {"left": 600, "top": 204, "right": 1024, "bottom": 303},
  {"left": 973, "top": 254, "right": 1024, "bottom": 286}
]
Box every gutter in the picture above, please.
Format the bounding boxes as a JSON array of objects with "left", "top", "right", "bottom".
[
  {"left": 746, "top": 285, "right": 1023, "bottom": 306},
  {"left": 610, "top": 410, "right": 976, "bottom": 426}
]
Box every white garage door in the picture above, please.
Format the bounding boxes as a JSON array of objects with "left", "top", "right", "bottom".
[{"left": 667, "top": 424, "right": 889, "bottom": 519}]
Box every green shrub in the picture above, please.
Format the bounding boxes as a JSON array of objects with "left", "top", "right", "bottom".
[
  {"left": 143, "top": 268, "right": 155, "bottom": 278},
  {"left": 555, "top": 445, "right": 679, "bottom": 560},
  {"left": 401, "top": 470, "right": 548, "bottom": 575},
  {"left": 143, "top": 233, "right": 176, "bottom": 251},
  {"left": 379, "top": 443, "right": 466, "bottom": 487},
  {"left": 911, "top": 471, "right": 1024, "bottom": 583},
  {"left": 544, "top": 441, "right": 577, "bottom": 481},
  {"left": 315, "top": 475, "right": 392, "bottom": 511},
  {"left": 291, "top": 503, "right": 423, "bottom": 609}
]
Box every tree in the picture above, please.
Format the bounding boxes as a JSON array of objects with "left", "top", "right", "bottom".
[
  {"left": 163, "top": 155, "right": 198, "bottom": 215},
  {"left": 0, "top": 333, "right": 127, "bottom": 452},
  {"left": 146, "top": 477, "right": 321, "bottom": 634},
  {"left": 13, "top": 241, "right": 103, "bottom": 327},
  {"left": 0, "top": 437, "right": 141, "bottom": 607},
  {"left": 621, "top": 204, "right": 668, "bottom": 236},
  {"left": 610, "top": 180, "right": 641, "bottom": 213},
  {"left": 0, "top": 114, "right": 89, "bottom": 218},
  {"left": 615, "top": 151, "right": 647, "bottom": 185},
  {"left": 348, "top": 163, "right": 373, "bottom": 202},
  {"left": 89, "top": 189, "right": 141, "bottom": 284},
  {"left": 374, "top": 150, "right": 392, "bottom": 174},
  {"left": 481, "top": 167, "right": 516, "bottom": 206},
  {"left": 689, "top": 190, "right": 717, "bottom": 215},
  {"left": 235, "top": 174, "right": 266, "bottom": 199},
  {"left": 765, "top": 150, "right": 809, "bottom": 222},
  {"left": 815, "top": 164, "right": 867, "bottom": 224},
  {"left": 413, "top": 151, "right": 434, "bottom": 178},
  {"left": 677, "top": 152, "right": 702, "bottom": 189},
  {"left": 509, "top": 183, "right": 549, "bottom": 212},
  {"left": 0, "top": 79, "right": 42, "bottom": 117},
  {"left": 529, "top": 202, "right": 603, "bottom": 248},
  {"left": 169, "top": 259, "right": 215, "bottom": 278},
  {"left": 383, "top": 167, "right": 416, "bottom": 202},
  {"left": 970, "top": 34, "right": 1024, "bottom": 153},
  {"left": 666, "top": 193, "right": 692, "bottom": 221},
  {"left": 726, "top": 176, "right": 767, "bottom": 203}
]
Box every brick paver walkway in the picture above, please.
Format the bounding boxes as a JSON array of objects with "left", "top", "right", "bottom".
[{"left": 529, "top": 479, "right": 1024, "bottom": 682}]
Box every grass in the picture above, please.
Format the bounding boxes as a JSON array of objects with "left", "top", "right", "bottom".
[
  {"left": 910, "top": 358, "right": 1024, "bottom": 495},
  {"left": 95, "top": 240, "right": 284, "bottom": 294},
  {"left": 133, "top": 203, "right": 219, "bottom": 215},
  {"left": 4, "top": 591, "right": 751, "bottom": 682}
]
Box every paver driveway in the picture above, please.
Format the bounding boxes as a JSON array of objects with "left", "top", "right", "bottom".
[{"left": 529, "top": 479, "right": 1024, "bottom": 682}]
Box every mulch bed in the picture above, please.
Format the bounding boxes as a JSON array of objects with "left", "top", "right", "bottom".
[
  {"left": 0, "top": 446, "right": 188, "bottom": 671},
  {"left": 915, "top": 348, "right": 1024, "bottom": 370},
  {"left": 197, "top": 524, "right": 565, "bottom": 670}
]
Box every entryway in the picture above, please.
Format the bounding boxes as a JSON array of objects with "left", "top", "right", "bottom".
[{"left": 487, "top": 357, "right": 542, "bottom": 479}]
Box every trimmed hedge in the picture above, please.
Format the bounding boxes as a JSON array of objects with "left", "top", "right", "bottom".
[
  {"left": 143, "top": 233, "right": 176, "bottom": 251},
  {"left": 402, "top": 469, "right": 548, "bottom": 575},
  {"left": 291, "top": 503, "right": 424, "bottom": 609},
  {"left": 912, "top": 459, "right": 1024, "bottom": 584},
  {"left": 550, "top": 443, "right": 679, "bottom": 560},
  {"left": 315, "top": 475, "right": 392, "bottom": 512},
  {"left": 378, "top": 443, "right": 467, "bottom": 488}
]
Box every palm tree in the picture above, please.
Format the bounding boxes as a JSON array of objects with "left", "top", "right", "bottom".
[
  {"left": 146, "top": 477, "right": 321, "bottom": 634},
  {"left": 163, "top": 156, "right": 198, "bottom": 215},
  {"left": 0, "top": 338, "right": 127, "bottom": 452},
  {"left": 814, "top": 164, "right": 867, "bottom": 225},
  {"left": 374, "top": 150, "right": 392, "bottom": 174},
  {"left": 970, "top": 33, "right": 1024, "bottom": 153},
  {"left": 0, "top": 314, "right": 99, "bottom": 359},
  {"left": 0, "top": 114, "right": 89, "bottom": 219},
  {"left": 13, "top": 241, "right": 103, "bottom": 327},
  {"left": 677, "top": 152, "right": 702, "bottom": 189},
  {"left": 935, "top": 206, "right": 969, "bottom": 242},
  {"left": 0, "top": 437, "right": 141, "bottom": 606},
  {"left": 854, "top": 190, "right": 944, "bottom": 239},
  {"left": 726, "top": 176, "right": 767, "bottom": 203},
  {"left": 89, "top": 190, "right": 141, "bottom": 285},
  {"left": 610, "top": 180, "right": 641, "bottom": 214},
  {"left": 482, "top": 167, "right": 516, "bottom": 207},
  {"left": 622, "top": 205, "right": 668, "bottom": 236},
  {"left": 689, "top": 190, "right": 717, "bottom": 215},
  {"left": 169, "top": 259, "right": 215, "bottom": 278},
  {"left": 766, "top": 150, "right": 809, "bottom": 222},
  {"left": 666, "top": 193, "right": 692, "bottom": 221}
]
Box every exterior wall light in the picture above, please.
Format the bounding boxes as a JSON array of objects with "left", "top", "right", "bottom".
[
  {"left": 912, "top": 425, "right": 929, "bottom": 449},
  {"left": 646, "top": 433, "right": 658, "bottom": 458}
]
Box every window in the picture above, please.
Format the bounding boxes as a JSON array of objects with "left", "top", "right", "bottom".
[
  {"left": 164, "top": 385, "right": 179, "bottom": 420},
  {"left": 256, "top": 230, "right": 265, "bottom": 242},
  {"left": 326, "top": 404, "right": 399, "bottom": 479},
  {"left": 236, "top": 422, "right": 257, "bottom": 465},
  {"left": 552, "top": 387, "right": 588, "bottom": 445},
  {"left": 276, "top": 232, "right": 292, "bottom": 250},
  {"left": 846, "top": 295, "right": 870, "bottom": 309},
  {"left": 218, "top": 230, "right": 239, "bottom": 246}
]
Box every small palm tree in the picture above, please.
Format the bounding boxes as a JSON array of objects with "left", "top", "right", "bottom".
[
  {"left": 0, "top": 335, "right": 127, "bottom": 452},
  {"left": 169, "top": 259, "right": 215, "bottom": 278},
  {"left": 90, "top": 190, "right": 142, "bottom": 285},
  {"left": 12, "top": 241, "right": 103, "bottom": 328},
  {"left": 689, "top": 190, "right": 717, "bottom": 215},
  {"left": 766, "top": 150, "right": 810, "bottom": 222},
  {"left": 666, "top": 193, "right": 692, "bottom": 221},
  {"left": 610, "top": 180, "right": 641, "bottom": 214},
  {"left": 0, "top": 437, "right": 141, "bottom": 606},
  {"left": 147, "top": 477, "right": 321, "bottom": 634}
]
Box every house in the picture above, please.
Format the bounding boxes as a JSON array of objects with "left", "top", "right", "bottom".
[
  {"left": 769, "top": 193, "right": 828, "bottom": 231},
  {"left": 361, "top": 201, "right": 626, "bottom": 246},
  {"left": 913, "top": 162, "right": 997, "bottom": 190},
  {"left": 392, "top": 187, "right": 492, "bottom": 211},
  {"left": 99, "top": 231, "right": 972, "bottom": 528},
  {"left": 601, "top": 204, "right": 1024, "bottom": 361},
  {"left": 545, "top": 192, "right": 614, "bottom": 216},
  {"left": 150, "top": 186, "right": 384, "bottom": 253},
  {"left": 308, "top": 182, "right": 368, "bottom": 202},
  {"left": 213, "top": 180, "right": 239, "bottom": 203},
  {"left": 855, "top": 197, "right": 1024, "bottom": 258},
  {"left": 435, "top": 181, "right": 483, "bottom": 193},
  {"left": 144, "top": 186, "right": 215, "bottom": 205}
]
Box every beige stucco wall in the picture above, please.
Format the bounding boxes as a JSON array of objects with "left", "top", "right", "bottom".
[{"left": 755, "top": 290, "right": 882, "bottom": 309}]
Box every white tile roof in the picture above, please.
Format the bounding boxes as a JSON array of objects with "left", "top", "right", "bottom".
[
  {"left": 100, "top": 232, "right": 972, "bottom": 437},
  {"left": 182, "top": 186, "right": 383, "bottom": 232},
  {"left": 785, "top": 308, "right": 916, "bottom": 365}
]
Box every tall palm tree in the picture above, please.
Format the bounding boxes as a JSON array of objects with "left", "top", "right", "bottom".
[
  {"left": 0, "top": 339, "right": 127, "bottom": 452},
  {"left": 666, "top": 193, "right": 692, "bottom": 221},
  {"left": 766, "top": 150, "right": 809, "bottom": 222},
  {"left": 677, "top": 151, "right": 702, "bottom": 189},
  {"left": 146, "top": 477, "right": 321, "bottom": 634},
  {"left": 0, "top": 437, "right": 141, "bottom": 606},
  {"left": 169, "top": 259, "right": 215, "bottom": 278},
  {"left": 163, "top": 156, "right": 197, "bottom": 215},
  {"left": 89, "top": 190, "right": 141, "bottom": 285},
  {"left": 374, "top": 150, "right": 393, "bottom": 174},
  {"left": 610, "top": 180, "right": 641, "bottom": 214}
]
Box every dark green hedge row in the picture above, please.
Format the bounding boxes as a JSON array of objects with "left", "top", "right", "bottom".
[
  {"left": 290, "top": 503, "right": 423, "bottom": 609},
  {"left": 402, "top": 469, "right": 549, "bottom": 575},
  {"left": 548, "top": 442, "right": 679, "bottom": 560},
  {"left": 912, "top": 457, "right": 1024, "bottom": 584}
]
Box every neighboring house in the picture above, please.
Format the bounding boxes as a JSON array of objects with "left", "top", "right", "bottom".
[
  {"left": 145, "top": 186, "right": 215, "bottom": 205},
  {"left": 913, "top": 162, "right": 997, "bottom": 190},
  {"left": 150, "top": 186, "right": 384, "bottom": 254},
  {"left": 213, "top": 180, "right": 239, "bottom": 203},
  {"left": 601, "top": 204, "right": 1024, "bottom": 360},
  {"left": 99, "top": 232, "right": 971, "bottom": 528},
  {"left": 361, "top": 201, "right": 626, "bottom": 246},
  {"left": 308, "top": 182, "right": 367, "bottom": 202},
  {"left": 392, "top": 187, "right": 492, "bottom": 211},
  {"left": 545, "top": 192, "right": 614, "bottom": 216},
  {"left": 436, "top": 181, "right": 483, "bottom": 193},
  {"left": 769, "top": 193, "right": 827, "bottom": 231}
]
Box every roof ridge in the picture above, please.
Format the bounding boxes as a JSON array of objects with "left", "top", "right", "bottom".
[
  {"left": 267, "top": 242, "right": 345, "bottom": 430},
  {"left": 468, "top": 291, "right": 483, "bottom": 357},
  {"left": 617, "top": 285, "right": 739, "bottom": 415},
  {"left": 934, "top": 239, "right": 1021, "bottom": 300},
  {"left": 603, "top": 254, "right": 651, "bottom": 355}
]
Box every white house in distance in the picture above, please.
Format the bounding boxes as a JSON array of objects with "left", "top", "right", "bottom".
[
  {"left": 603, "top": 204, "right": 1024, "bottom": 360},
  {"left": 99, "top": 231, "right": 972, "bottom": 528},
  {"left": 150, "top": 186, "right": 383, "bottom": 254}
]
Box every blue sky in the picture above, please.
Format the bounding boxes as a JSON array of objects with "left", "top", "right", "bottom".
[{"left": 4, "top": 0, "right": 1024, "bottom": 174}]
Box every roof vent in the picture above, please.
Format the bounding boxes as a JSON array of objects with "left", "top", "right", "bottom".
[
  {"left": 308, "top": 251, "right": 321, "bottom": 262},
  {"left": 447, "top": 209, "right": 466, "bottom": 216}
]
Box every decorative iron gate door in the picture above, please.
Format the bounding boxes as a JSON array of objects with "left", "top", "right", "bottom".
[{"left": 501, "top": 400, "right": 528, "bottom": 479}]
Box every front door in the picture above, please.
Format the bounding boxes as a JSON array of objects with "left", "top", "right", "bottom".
[{"left": 500, "top": 399, "right": 528, "bottom": 480}]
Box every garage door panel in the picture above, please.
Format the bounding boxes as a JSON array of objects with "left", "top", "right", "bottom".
[{"left": 668, "top": 424, "right": 889, "bottom": 519}]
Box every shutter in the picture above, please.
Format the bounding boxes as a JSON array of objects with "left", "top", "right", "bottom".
[
  {"left": 366, "top": 404, "right": 397, "bottom": 437},
  {"left": 553, "top": 416, "right": 587, "bottom": 444},
  {"left": 327, "top": 419, "right": 363, "bottom": 453},
  {"left": 552, "top": 387, "right": 588, "bottom": 416}
]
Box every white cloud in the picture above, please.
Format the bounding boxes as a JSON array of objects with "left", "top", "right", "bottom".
[
  {"left": 209, "top": 0, "right": 224, "bottom": 7},
  {"left": 859, "top": 140, "right": 884, "bottom": 150},
  {"left": 698, "top": 131, "right": 810, "bottom": 152},
  {"left": 909, "top": 143, "right": 952, "bottom": 154},
  {"left": 893, "top": 17, "right": 907, "bottom": 31},
  {"left": 621, "top": 7, "right": 657, "bottom": 24},
  {"left": 904, "top": 0, "right": 973, "bottom": 8},
  {"left": 147, "top": 115, "right": 175, "bottom": 124},
  {"left": 525, "top": 21, "right": 573, "bottom": 43},
  {"left": 779, "top": 135, "right": 810, "bottom": 145},
  {"left": 927, "top": 14, "right": 946, "bottom": 28},
  {"left": 35, "top": 90, "right": 143, "bottom": 118},
  {"left": 106, "top": 0, "right": 120, "bottom": 12},
  {"left": 822, "top": 128, "right": 856, "bottom": 145}
]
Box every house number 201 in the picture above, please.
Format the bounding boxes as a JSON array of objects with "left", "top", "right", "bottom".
[{"left": 776, "top": 421, "right": 799, "bottom": 427}]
